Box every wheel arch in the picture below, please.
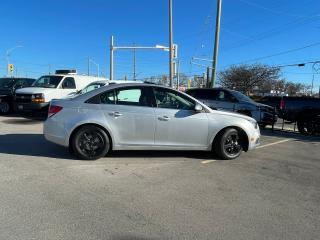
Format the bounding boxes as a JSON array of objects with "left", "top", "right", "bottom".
[
  {"left": 68, "top": 123, "right": 114, "bottom": 151},
  {"left": 212, "top": 126, "right": 249, "bottom": 152}
]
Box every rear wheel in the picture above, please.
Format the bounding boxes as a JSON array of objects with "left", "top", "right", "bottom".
[
  {"left": 0, "top": 101, "right": 10, "bottom": 115},
  {"left": 214, "top": 128, "right": 243, "bottom": 160},
  {"left": 297, "top": 119, "right": 315, "bottom": 135},
  {"left": 71, "top": 125, "right": 110, "bottom": 160}
]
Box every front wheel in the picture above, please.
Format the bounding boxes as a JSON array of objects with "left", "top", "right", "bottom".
[
  {"left": 0, "top": 101, "right": 10, "bottom": 115},
  {"left": 71, "top": 125, "right": 110, "bottom": 160},
  {"left": 214, "top": 128, "right": 243, "bottom": 160}
]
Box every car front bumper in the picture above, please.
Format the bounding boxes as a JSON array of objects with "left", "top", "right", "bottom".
[
  {"left": 248, "top": 127, "right": 261, "bottom": 150},
  {"left": 14, "top": 102, "right": 49, "bottom": 112}
]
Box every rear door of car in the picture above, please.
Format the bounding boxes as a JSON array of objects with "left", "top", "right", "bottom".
[{"left": 99, "top": 86, "right": 156, "bottom": 147}]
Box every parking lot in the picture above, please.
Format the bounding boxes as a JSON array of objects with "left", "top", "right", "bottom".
[{"left": 0, "top": 115, "right": 319, "bottom": 240}]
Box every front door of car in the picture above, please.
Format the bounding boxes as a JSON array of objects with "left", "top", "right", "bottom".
[
  {"left": 99, "top": 86, "right": 156, "bottom": 147},
  {"left": 152, "top": 87, "right": 209, "bottom": 148},
  {"left": 58, "top": 77, "right": 77, "bottom": 97},
  {"left": 215, "top": 90, "right": 237, "bottom": 112}
]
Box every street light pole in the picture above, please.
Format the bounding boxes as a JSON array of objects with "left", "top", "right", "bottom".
[
  {"left": 110, "top": 36, "right": 114, "bottom": 80},
  {"left": 211, "top": 0, "right": 222, "bottom": 87},
  {"left": 89, "top": 58, "right": 100, "bottom": 78},
  {"left": 133, "top": 43, "right": 136, "bottom": 81},
  {"left": 6, "top": 45, "right": 23, "bottom": 76},
  {"left": 109, "top": 36, "right": 170, "bottom": 81},
  {"left": 169, "top": 0, "right": 174, "bottom": 87}
]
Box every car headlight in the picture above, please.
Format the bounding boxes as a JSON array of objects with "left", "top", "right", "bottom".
[
  {"left": 32, "top": 93, "right": 45, "bottom": 103},
  {"left": 248, "top": 119, "right": 258, "bottom": 129}
]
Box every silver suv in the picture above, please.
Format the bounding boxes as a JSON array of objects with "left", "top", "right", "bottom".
[
  {"left": 186, "top": 88, "right": 277, "bottom": 127},
  {"left": 44, "top": 84, "right": 260, "bottom": 160}
]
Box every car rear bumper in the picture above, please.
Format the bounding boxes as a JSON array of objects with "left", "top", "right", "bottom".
[
  {"left": 43, "top": 117, "right": 69, "bottom": 147},
  {"left": 14, "top": 102, "right": 49, "bottom": 112}
]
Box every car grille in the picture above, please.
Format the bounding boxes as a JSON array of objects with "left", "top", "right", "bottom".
[{"left": 15, "top": 94, "right": 32, "bottom": 103}]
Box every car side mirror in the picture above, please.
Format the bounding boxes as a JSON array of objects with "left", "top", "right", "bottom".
[{"left": 195, "top": 103, "right": 203, "bottom": 112}]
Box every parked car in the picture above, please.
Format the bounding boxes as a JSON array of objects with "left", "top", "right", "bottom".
[
  {"left": 186, "top": 88, "right": 277, "bottom": 127},
  {"left": 279, "top": 96, "right": 320, "bottom": 135},
  {"left": 44, "top": 83, "right": 261, "bottom": 160},
  {"left": 68, "top": 80, "right": 142, "bottom": 97},
  {"left": 0, "top": 77, "right": 35, "bottom": 114},
  {"left": 14, "top": 70, "right": 107, "bottom": 114}
]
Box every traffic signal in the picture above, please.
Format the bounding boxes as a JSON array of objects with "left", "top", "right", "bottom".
[{"left": 8, "top": 64, "right": 14, "bottom": 73}]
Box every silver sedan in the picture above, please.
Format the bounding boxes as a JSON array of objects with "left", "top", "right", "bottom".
[{"left": 44, "top": 83, "right": 260, "bottom": 160}]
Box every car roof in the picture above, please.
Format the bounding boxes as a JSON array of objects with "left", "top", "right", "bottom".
[
  {"left": 74, "top": 83, "right": 183, "bottom": 101},
  {"left": 186, "top": 87, "right": 227, "bottom": 91}
]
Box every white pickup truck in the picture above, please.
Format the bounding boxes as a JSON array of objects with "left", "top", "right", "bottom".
[{"left": 14, "top": 70, "right": 107, "bottom": 113}]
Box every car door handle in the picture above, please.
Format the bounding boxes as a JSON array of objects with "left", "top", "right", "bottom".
[
  {"left": 158, "top": 116, "right": 170, "bottom": 121},
  {"left": 109, "top": 112, "right": 122, "bottom": 117}
]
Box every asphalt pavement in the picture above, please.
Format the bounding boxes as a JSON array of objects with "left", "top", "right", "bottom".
[{"left": 0, "top": 115, "right": 319, "bottom": 240}]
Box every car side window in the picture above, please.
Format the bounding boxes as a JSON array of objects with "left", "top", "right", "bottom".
[
  {"left": 216, "top": 90, "right": 235, "bottom": 102},
  {"left": 154, "top": 88, "right": 195, "bottom": 110},
  {"left": 100, "top": 87, "right": 150, "bottom": 107},
  {"left": 14, "top": 79, "right": 26, "bottom": 88},
  {"left": 188, "top": 89, "right": 217, "bottom": 100},
  {"left": 83, "top": 84, "right": 102, "bottom": 93},
  {"left": 100, "top": 90, "right": 116, "bottom": 104},
  {"left": 62, "top": 77, "right": 76, "bottom": 89}
]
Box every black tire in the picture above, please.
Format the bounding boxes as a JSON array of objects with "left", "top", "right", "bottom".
[
  {"left": 0, "top": 101, "right": 10, "bottom": 115},
  {"left": 214, "top": 128, "right": 243, "bottom": 160},
  {"left": 297, "top": 119, "right": 315, "bottom": 135},
  {"left": 71, "top": 125, "right": 110, "bottom": 160}
]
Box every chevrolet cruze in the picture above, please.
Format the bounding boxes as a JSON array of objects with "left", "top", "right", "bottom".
[{"left": 44, "top": 83, "right": 260, "bottom": 160}]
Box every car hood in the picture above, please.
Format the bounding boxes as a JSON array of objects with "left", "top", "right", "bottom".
[{"left": 15, "top": 87, "right": 57, "bottom": 94}]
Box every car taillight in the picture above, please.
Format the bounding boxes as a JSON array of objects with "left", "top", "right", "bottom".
[
  {"left": 280, "top": 98, "right": 285, "bottom": 110},
  {"left": 48, "top": 105, "right": 63, "bottom": 118}
]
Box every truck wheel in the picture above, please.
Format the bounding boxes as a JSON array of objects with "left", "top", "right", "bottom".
[
  {"left": 214, "top": 128, "right": 243, "bottom": 160},
  {"left": 297, "top": 120, "right": 313, "bottom": 135},
  {"left": 71, "top": 125, "right": 110, "bottom": 160},
  {"left": 0, "top": 102, "right": 10, "bottom": 115}
]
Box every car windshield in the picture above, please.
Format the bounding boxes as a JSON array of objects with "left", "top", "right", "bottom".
[
  {"left": 0, "top": 78, "right": 14, "bottom": 89},
  {"left": 232, "top": 90, "right": 254, "bottom": 103},
  {"left": 32, "top": 76, "right": 63, "bottom": 88},
  {"left": 80, "top": 82, "right": 107, "bottom": 94}
]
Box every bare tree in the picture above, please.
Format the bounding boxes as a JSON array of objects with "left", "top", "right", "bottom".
[{"left": 218, "top": 64, "right": 282, "bottom": 95}]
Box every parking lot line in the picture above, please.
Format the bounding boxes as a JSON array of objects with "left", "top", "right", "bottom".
[
  {"left": 201, "top": 160, "right": 217, "bottom": 164},
  {"left": 256, "top": 139, "right": 292, "bottom": 149}
]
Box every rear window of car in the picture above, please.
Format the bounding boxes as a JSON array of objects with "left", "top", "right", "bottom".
[{"left": 187, "top": 89, "right": 217, "bottom": 100}]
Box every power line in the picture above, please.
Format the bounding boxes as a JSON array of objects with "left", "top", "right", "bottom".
[
  {"left": 222, "top": 14, "right": 320, "bottom": 51},
  {"left": 238, "top": 0, "right": 308, "bottom": 18},
  {"left": 223, "top": 41, "right": 320, "bottom": 67}
]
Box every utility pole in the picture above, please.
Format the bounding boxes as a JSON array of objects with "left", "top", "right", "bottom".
[
  {"left": 87, "top": 57, "right": 90, "bottom": 76},
  {"left": 206, "top": 67, "right": 210, "bottom": 87},
  {"left": 311, "top": 74, "right": 314, "bottom": 95},
  {"left": 169, "top": 0, "right": 174, "bottom": 87},
  {"left": 176, "top": 59, "right": 180, "bottom": 90},
  {"left": 110, "top": 36, "right": 114, "bottom": 80},
  {"left": 133, "top": 43, "right": 136, "bottom": 81},
  {"left": 211, "top": 0, "right": 222, "bottom": 87}
]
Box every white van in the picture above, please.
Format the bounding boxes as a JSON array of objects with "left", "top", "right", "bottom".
[{"left": 14, "top": 70, "right": 107, "bottom": 113}]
